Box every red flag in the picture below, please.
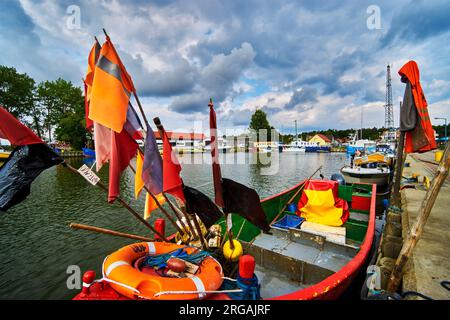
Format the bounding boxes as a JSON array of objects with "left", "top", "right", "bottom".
[
  {"left": 0, "top": 106, "right": 43, "bottom": 146},
  {"left": 398, "top": 61, "right": 437, "bottom": 153},
  {"left": 155, "top": 119, "right": 185, "bottom": 203},
  {"left": 209, "top": 99, "right": 224, "bottom": 207},
  {"left": 108, "top": 129, "right": 138, "bottom": 203}
]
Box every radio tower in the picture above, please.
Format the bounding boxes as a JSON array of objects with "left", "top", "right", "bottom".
[{"left": 385, "top": 64, "right": 395, "bottom": 141}]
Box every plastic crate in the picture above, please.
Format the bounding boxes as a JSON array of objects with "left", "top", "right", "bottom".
[
  {"left": 272, "top": 214, "right": 304, "bottom": 230},
  {"left": 338, "top": 185, "right": 353, "bottom": 202}
]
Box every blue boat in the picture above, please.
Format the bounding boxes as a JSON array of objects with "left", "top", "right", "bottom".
[
  {"left": 305, "top": 146, "right": 331, "bottom": 153},
  {"left": 82, "top": 148, "right": 96, "bottom": 158}
]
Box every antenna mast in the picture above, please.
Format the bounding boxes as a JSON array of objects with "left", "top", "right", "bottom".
[{"left": 385, "top": 64, "right": 395, "bottom": 141}]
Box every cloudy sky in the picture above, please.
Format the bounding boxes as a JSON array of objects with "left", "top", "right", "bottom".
[{"left": 1, "top": 0, "right": 449, "bottom": 135}]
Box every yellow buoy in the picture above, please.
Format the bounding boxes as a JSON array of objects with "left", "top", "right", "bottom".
[
  {"left": 435, "top": 150, "right": 444, "bottom": 162},
  {"left": 222, "top": 239, "right": 243, "bottom": 262}
]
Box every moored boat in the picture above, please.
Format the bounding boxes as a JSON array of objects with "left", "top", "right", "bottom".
[
  {"left": 73, "top": 180, "right": 376, "bottom": 300},
  {"left": 82, "top": 147, "right": 96, "bottom": 158},
  {"left": 340, "top": 165, "right": 390, "bottom": 186}
]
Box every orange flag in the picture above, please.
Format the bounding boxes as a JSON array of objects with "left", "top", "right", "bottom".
[
  {"left": 144, "top": 192, "right": 165, "bottom": 220},
  {"left": 84, "top": 40, "right": 101, "bottom": 130},
  {"left": 135, "top": 150, "right": 145, "bottom": 199},
  {"left": 89, "top": 36, "right": 136, "bottom": 133}
]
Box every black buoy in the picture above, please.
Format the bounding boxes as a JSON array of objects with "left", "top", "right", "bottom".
[{"left": 331, "top": 173, "right": 346, "bottom": 185}]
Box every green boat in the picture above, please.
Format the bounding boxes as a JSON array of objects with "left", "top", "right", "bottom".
[{"left": 74, "top": 180, "right": 377, "bottom": 300}]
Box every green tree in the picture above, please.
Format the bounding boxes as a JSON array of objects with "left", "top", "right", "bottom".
[
  {"left": 249, "top": 109, "right": 275, "bottom": 141},
  {"left": 55, "top": 105, "right": 87, "bottom": 150},
  {"left": 0, "top": 66, "right": 43, "bottom": 136},
  {"left": 36, "top": 78, "right": 84, "bottom": 143}
]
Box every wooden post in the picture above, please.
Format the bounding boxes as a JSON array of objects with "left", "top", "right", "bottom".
[
  {"left": 62, "top": 162, "right": 168, "bottom": 241},
  {"left": 387, "top": 141, "right": 450, "bottom": 292},
  {"left": 70, "top": 223, "right": 153, "bottom": 242},
  {"left": 391, "top": 127, "right": 406, "bottom": 207}
]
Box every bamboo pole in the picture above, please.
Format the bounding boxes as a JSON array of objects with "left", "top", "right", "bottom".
[
  {"left": 387, "top": 141, "right": 450, "bottom": 292},
  {"left": 70, "top": 223, "right": 153, "bottom": 242},
  {"left": 101, "top": 28, "right": 192, "bottom": 239},
  {"left": 62, "top": 162, "right": 168, "bottom": 241},
  {"left": 152, "top": 116, "right": 207, "bottom": 247},
  {"left": 270, "top": 166, "right": 322, "bottom": 225},
  {"left": 163, "top": 193, "right": 195, "bottom": 238},
  {"left": 128, "top": 163, "right": 190, "bottom": 237}
]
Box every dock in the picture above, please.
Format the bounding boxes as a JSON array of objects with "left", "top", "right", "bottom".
[
  {"left": 377, "top": 149, "right": 450, "bottom": 299},
  {"left": 400, "top": 151, "right": 450, "bottom": 299}
]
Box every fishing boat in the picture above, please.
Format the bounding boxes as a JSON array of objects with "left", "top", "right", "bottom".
[
  {"left": 340, "top": 164, "right": 390, "bottom": 186},
  {"left": 73, "top": 180, "right": 376, "bottom": 300}
]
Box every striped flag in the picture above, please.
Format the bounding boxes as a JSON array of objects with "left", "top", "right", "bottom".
[
  {"left": 142, "top": 128, "right": 163, "bottom": 195},
  {"left": 89, "top": 36, "right": 136, "bottom": 133}
]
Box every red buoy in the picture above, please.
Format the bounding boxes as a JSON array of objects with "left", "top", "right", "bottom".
[
  {"left": 238, "top": 255, "right": 255, "bottom": 280},
  {"left": 154, "top": 218, "right": 165, "bottom": 241},
  {"left": 82, "top": 270, "right": 96, "bottom": 294}
]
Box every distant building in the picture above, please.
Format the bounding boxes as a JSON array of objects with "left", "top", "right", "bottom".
[
  {"left": 150, "top": 131, "right": 205, "bottom": 150},
  {"left": 308, "top": 134, "right": 332, "bottom": 146}
]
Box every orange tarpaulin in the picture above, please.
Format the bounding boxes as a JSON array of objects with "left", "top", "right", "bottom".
[
  {"left": 89, "top": 36, "right": 136, "bottom": 133},
  {"left": 297, "top": 180, "right": 349, "bottom": 227},
  {"left": 398, "top": 61, "right": 437, "bottom": 153}
]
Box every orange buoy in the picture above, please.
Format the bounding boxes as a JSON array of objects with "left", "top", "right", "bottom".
[{"left": 102, "top": 242, "right": 223, "bottom": 300}]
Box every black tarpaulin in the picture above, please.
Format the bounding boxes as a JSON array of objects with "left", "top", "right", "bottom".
[
  {"left": 221, "top": 178, "right": 271, "bottom": 233},
  {"left": 0, "top": 144, "right": 63, "bottom": 211},
  {"left": 183, "top": 185, "right": 223, "bottom": 228}
]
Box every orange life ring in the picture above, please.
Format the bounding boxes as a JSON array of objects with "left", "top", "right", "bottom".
[{"left": 102, "top": 242, "right": 223, "bottom": 300}]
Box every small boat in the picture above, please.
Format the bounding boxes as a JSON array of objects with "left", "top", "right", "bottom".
[
  {"left": 340, "top": 164, "right": 391, "bottom": 186},
  {"left": 282, "top": 144, "right": 306, "bottom": 153},
  {"left": 353, "top": 152, "right": 392, "bottom": 166},
  {"left": 74, "top": 180, "right": 376, "bottom": 300},
  {"left": 82, "top": 148, "right": 96, "bottom": 158},
  {"left": 0, "top": 148, "right": 10, "bottom": 160}
]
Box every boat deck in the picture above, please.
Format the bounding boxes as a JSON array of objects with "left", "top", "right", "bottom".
[{"left": 244, "top": 227, "right": 360, "bottom": 298}]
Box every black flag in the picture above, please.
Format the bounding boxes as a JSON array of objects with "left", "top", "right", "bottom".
[
  {"left": 222, "top": 178, "right": 271, "bottom": 233},
  {"left": 183, "top": 185, "right": 223, "bottom": 229},
  {"left": 0, "top": 144, "right": 63, "bottom": 211}
]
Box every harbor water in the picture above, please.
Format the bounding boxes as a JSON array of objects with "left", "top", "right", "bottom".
[{"left": 0, "top": 152, "right": 348, "bottom": 299}]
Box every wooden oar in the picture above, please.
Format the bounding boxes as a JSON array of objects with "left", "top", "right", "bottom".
[
  {"left": 269, "top": 166, "right": 322, "bottom": 226},
  {"left": 70, "top": 223, "right": 153, "bottom": 242},
  {"left": 62, "top": 162, "right": 168, "bottom": 241}
]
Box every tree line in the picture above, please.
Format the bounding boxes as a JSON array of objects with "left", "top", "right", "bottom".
[{"left": 0, "top": 65, "right": 88, "bottom": 150}]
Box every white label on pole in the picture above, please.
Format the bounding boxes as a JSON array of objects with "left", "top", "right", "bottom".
[
  {"left": 77, "top": 164, "right": 100, "bottom": 186},
  {"left": 227, "top": 214, "right": 233, "bottom": 231}
]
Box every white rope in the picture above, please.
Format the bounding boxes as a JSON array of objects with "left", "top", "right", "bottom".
[{"left": 153, "top": 289, "right": 243, "bottom": 298}]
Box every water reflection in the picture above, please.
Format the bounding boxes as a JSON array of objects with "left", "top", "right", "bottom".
[{"left": 0, "top": 152, "right": 347, "bottom": 299}]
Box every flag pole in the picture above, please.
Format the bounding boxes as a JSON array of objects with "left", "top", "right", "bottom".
[
  {"left": 153, "top": 117, "right": 207, "bottom": 247},
  {"left": 102, "top": 28, "right": 193, "bottom": 239},
  {"left": 208, "top": 98, "right": 235, "bottom": 249},
  {"left": 270, "top": 166, "right": 323, "bottom": 225},
  {"left": 128, "top": 163, "right": 191, "bottom": 238},
  {"left": 61, "top": 162, "right": 168, "bottom": 241}
]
